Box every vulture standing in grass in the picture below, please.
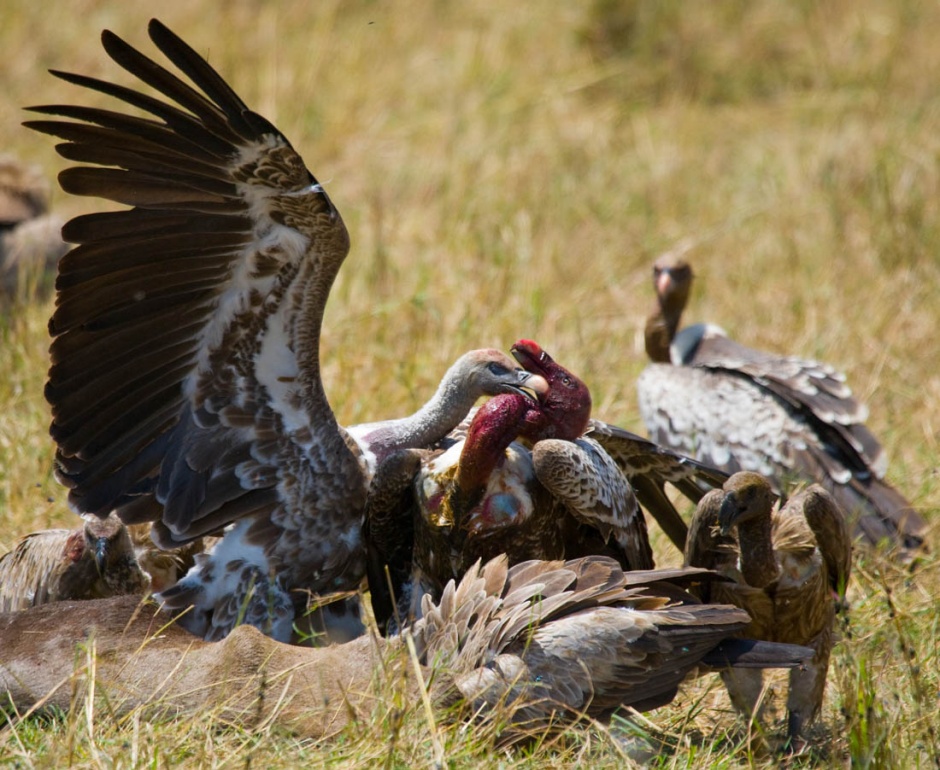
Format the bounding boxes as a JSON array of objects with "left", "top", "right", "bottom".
[
  {"left": 0, "top": 155, "right": 68, "bottom": 298},
  {"left": 684, "top": 471, "right": 851, "bottom": 749},
  {"left": 28, "top": 20, "right": 541, "bottom": 643},
  {"left": 367, "top": 340, "right": 728, "bottom": 631},
  {"left": 0, "top": 553, "right": 814, "bottom": 738},
  {"left": 637, "top": 256, "right": 926, "bottom": 557},
  {"left": 0, "top": 513, "right": 149, "bottom": 611}
]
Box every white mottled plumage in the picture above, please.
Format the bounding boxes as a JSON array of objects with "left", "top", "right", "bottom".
[{"left": 638, "top": 256, "right": 925, "bottom": 556}]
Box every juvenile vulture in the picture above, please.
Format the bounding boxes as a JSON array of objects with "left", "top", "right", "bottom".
[
  {"left": 637, "top": 256, "right": 926, "bottom": 557},
  {"left": 0, "top": 513, "right": 149, "bottom": 611},
  {"left": 367, "top": 340, "right": 728, "bottom": 631},
  {"left": 684, "top": 471, "right": 852, "bottom": 749},
  {"left": 28, "top": 20, "right": 539, "bottom": 643},
  {"left": 0, "top": 554, "right": 813, "bottom": 739}
]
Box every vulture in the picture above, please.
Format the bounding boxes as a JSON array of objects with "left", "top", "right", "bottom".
[
  {"left": 367, "top": 340, "right": 728, "bottom": 631},
  {"left": 408, "top": 554, "right": 815, "bottom": 731},
  {"left": 27, "top": 20, "right": 539, "bottom": 643},
  {"left": 0, "top": 154, "right": 67, "bottom": 298},
  {"left": 684, "top": 471, "right": 852, "bottom": 749},
  {"left": 637, "top": 256, "right": 926, "bottom": 558},
  {"left": 0, "top": 513, "right": 149, "bottom": 611},
  {"left": 0, "top": 554, "right": 814, "bottom": 739}
]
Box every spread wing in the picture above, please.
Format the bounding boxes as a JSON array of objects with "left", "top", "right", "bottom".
[
  {"left": 586, "top": 419, "right": 729, "bottom": 552},
  {"left": 28, "top": 20, "right": 363, "bottom": 545},
  {"left": 412, "top": 556, "right": 755, "bottom": 725}
]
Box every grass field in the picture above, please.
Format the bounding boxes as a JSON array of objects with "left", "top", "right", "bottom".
[{"left": 1, "top": 0, "right": 938, "bottom": 766}]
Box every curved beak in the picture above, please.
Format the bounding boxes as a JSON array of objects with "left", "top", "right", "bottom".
[
  {"left": 515, "top": 371, "right": 549, "bottom": 402},
  {"left": 656, "top": 267, "right": 675, "bottom": 298},
  {"left": 717, "top": 494, "right": 742, "bottom": 536},
  {"left": 94, "top": 537, "right": 109, "bottom": 572},
  {"left": 510, "top": 341, "right": 545, "bottom": 376}
]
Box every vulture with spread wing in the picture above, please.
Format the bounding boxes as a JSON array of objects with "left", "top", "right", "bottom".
[
  {"left": 637, "top": 256, "right": 926, "bottom": 558},
  {"left": 684, "top": 471, "right": 851, "bottom": 748},
  {"left": 28, "top": 20, "right": 540, "bottom": 642}
]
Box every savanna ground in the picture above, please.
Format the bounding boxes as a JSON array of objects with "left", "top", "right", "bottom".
[{"left": 1, "top": 0, "right": 938, "bottom": 766}]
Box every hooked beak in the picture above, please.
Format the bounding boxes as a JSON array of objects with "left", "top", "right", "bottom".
[
  {"left": 94, "top": 537, "right": 109, "bottom": 572},
  {"left": 510, "top": 340, "right": 547, "bottom": 376},
  {"left": 655, "top": 267, "right": 675, "bottom": 298},
  {"left": 718, "top": 494, "right": 742, "bottom": 536},
  {"left": 514, "top": 371, "right": 549, "bottom": 402}
]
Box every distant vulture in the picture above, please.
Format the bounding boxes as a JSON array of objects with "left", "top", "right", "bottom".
[
  {"left": 367, "top": 340, "right": 728, "bottom": 631},
  {"left": 28, "top": 20, "right": 540, "bottom": 642},
  {"left": 638, "top": 256, "right": 926, "bottom": 558},
  {"left": 0, "top": 155, "right": 67, "bottom": 297},
  {"left": 684, "top": 471, "right": 852, "bottom": 749}
]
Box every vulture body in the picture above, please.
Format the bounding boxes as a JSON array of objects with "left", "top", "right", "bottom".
[
  {"left": 29, "top": 21, "right": 537, "bottom": 643},
  {"left": 637, "top": 257, "right": 926, "bottom": 557},
  {"left": 684, "top": 471, "right": 851, "bottom": 747},
  {"left": 367, "top": 341, "right": 728, "bottom": 631},
  {"left": 0, "top": 514, "right": 149, "bottom": 611},
  {"left": 0, "top": 554, "right": 813, "bottom": 738}
]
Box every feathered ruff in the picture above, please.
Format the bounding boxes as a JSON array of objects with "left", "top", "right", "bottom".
[{"left": 0, "top": 515, "right": 149, "bottom": 612}]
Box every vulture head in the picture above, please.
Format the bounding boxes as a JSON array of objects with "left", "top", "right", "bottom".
[
  {"left": 717, "top": 471, "right": 779, "bottom": 535},
  {"left": 456, "top": 348, "right": 547, "bottom": 400},
  {"left": 510, "top": 339, "right": 591, "bottom": 441}
]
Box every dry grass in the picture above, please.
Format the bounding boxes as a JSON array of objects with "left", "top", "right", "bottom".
[{"left": 0, "top": 0, "right": 937, "bottom": 766}]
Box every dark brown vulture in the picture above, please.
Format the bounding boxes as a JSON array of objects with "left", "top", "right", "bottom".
[
  {"left": 684, "top": 471, "right": 852, "bottom": 749},
  {"left": 638, "top": 256, "right": 926, "bottom": 559},
  {"left": 27, "top": 20, "right": 540, "bottom": 643}
]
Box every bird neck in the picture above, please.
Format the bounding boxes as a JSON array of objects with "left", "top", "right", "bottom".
[
  {"left": 644, "top": 298, "right": 681, "bottom": 363},
  {"left": 362, "top": 366, "right": 484, "bottom": 461},
  {"left": 736, "top": 514, "right": 778, "bottom": 588},
  {"left": 456, "top": 394, "right": 532, "bottom": 495}
]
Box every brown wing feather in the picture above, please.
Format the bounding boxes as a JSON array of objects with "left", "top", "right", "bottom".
[
  {"left": 532, "top": 436, "right": 653, "bottom": 569},
  {"left": 587, "top": 418, "right": 729, "bottom": 551},
  {"left": 784, "top": 484, "right": 852, "bottom": 597},
  {"left": 29, "top": 21, "right": 364, "bottom": 566}
]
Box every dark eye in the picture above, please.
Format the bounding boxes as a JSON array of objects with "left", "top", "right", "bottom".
[{"left": 487, "top": 362, "right": 510, "bottom": 376}]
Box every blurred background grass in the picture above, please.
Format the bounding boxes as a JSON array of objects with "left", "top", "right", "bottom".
[{"left": 0, "top": 0, "right": 937, "bottom": 766}]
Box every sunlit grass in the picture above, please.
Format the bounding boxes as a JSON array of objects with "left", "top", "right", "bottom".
[{"left": 0, "top": 0, "right": 937, "bottom": 766}]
